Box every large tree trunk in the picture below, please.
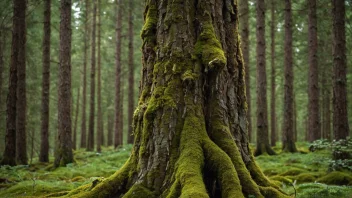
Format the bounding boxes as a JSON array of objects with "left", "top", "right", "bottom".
[
  {"left": 254, "top": 0, "right": 275, "bottom": 156},
  {"left": 270, "top": 0, "right": 276, "bottom": 147},
  {"left": 239, "top": 0, "right": 251, "bottom": 142},
  {"left": 1, "top": 0, "right": 26, "bottom": 166},
  {"left": 87, "top": 0, "right": 97, "bottom": 151},
  {"left": 332, "top": 0, "right": 349, "bottom": 140},
  {"left": 15, "top": 0, "right": 28, "bottom": 165},
  {"left": 127, "top": 0, "right": 134, "bottom": 144},
  {"left": 67, "top": 0, "right": 289, "bottom": 197},
  {"left": 39, "top": 0, "right": 51, "bottom": 162},
  {"left": 80, "top": 0, "right": 89, "bottom": 149},
  {"left": 96, "top": 0, "right": 103, "bottom": 153},
  {"left": 282, "top": 0, "right": 297, "bottom": 153},
  {"left": 308, "top": 0, "right": 320, "bottom": 142},
  {"left": 114, "top": 0, "right": 123, "bottom": 148},
  {"left": 54, "top": 0, "right": 73, "bottom": 167}
]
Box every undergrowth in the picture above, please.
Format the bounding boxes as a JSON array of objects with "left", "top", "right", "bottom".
[{"left": 0, "top": 142, "right": 351, "bottom": 197}]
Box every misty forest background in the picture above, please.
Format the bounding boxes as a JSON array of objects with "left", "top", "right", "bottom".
[{"left": 0, "top": 0, "right": 352, "bottom": 197}]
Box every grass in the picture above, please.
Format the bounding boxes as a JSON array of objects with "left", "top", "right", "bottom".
[{"left": 0, "top": 142, "right": 351, "bottom": 197}]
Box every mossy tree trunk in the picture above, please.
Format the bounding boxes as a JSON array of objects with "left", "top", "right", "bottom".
[
  {"left": 254, "top": 0, "right": 276, "bottom": 156},
  {"left": 54, "top": 0, "right": 73, "bottom": 167},
  {"left": 239, "top": 0, "right": 251, "bottom": 142},
  {"left": 282, "top": 0, "right": 297, "bottom": 153},
  {"left": 67, "top": 0, "right": 289, "bottom": 197}
]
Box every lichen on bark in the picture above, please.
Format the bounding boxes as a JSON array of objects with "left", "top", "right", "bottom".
[{"left": 64, "top": 0, "right": 289, "bottom": 197}]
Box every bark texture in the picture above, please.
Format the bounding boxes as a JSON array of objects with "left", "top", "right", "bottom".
[
  {"left": 127, "top": 0, "right": 135, "bottom": 144},
  {"left": 270, "top": 0, "right": 276, "bottom": 147},
  {"left": 114, "top": 0, "right": 123, "bottom": 148},
  {"left": 1, "top": 0, "right": 26, "bottom": 166},
  {"left": 332, "top": 0, "right": 349, "bottom": 140},
  {"left": 80, "top": 0, "right": 89, "bottom": 148},
  {"left": 39, "top": 0, "right": 51, "bottom": 162},
  {"left": 308, "top": 0, "right": 320, "bottom": 142},
  {"left": 239, "top": 0, "right": 251, "bottom": 142},
  {"left": 15, "top": 0, "right": 28, "bottom": 165},
  {"left": 282, "top": 0, "right": 297, "bottom": 153},
  {"left": 54, "top": 0, "right": 73, "bottom": 167},
  {"left": 73, "top": 86, "right": 80, "bottom": 150},
  {"left": 97, "top": 0, "right": 103, "bottom": 152},
  {"left": 66, "top": 0, "right": 289, "bottom": 197},
  {"left": 254, "top": 0, "right": 275, "bottom": 156},
  {"left": 88, "top": 0, "right": 97, "bottom": 151}
]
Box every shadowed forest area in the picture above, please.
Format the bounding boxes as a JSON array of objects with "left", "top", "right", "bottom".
[{"left": 0, "top": 0, "right": 351, "bottom": 197}]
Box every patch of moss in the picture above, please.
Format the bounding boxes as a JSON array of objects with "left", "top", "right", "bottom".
[
  {"left": 294, "top": 173, "right": 317, "bottom": 184},
  {"left": 269, "top": 176, "right": 293, "bottom": 184},
  {"left": 279, "top": 168, "right": 306, "bottom": 176},
  {"left": 124, "top": 184, "right": 156, "bottom": 198},
  {"left": 316, "top": 171, "right": 352, "bottom": 185}
]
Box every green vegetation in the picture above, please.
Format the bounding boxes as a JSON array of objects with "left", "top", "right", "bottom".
[{"left": 1, "top": 142, "right": 351, "bottom": 197}]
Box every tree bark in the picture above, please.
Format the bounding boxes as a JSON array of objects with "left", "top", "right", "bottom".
[
  {"left": 96, "top": 0, "right": 102, "bottom": 152},
  {"left": 107, "top": 113, "right": 113, "bottom": 146},
  {"left": 308, "top": 0, "right": 320, "bottom": 142},
  {"left": 239, "top": 0, "right": 251, "bottom": 142},
  {"left": 127, "top": 0, "right": 134, "bottom": 144},
  {"left": 54, "top": 0, "right": 73, "bottom": 167},
  {"left": 67, "top": 0, "right": 289, "bottom": 197},
  {"left": 1, "top": 0, "right": 26, "bottom": 166},
  {"left": 114, "top": 0, "right": 123, "bottom": 148},
  {"left": 80, "top": 0, "right": 89, "bottom": 149},
  {"left": 254, "top": 0, "right": 275, "bottom": 156},
  {"left": 87, "top": 0, "right": 97, "bottom": 151},
  {"left": 270, "top": 0, "right": 276, "bottom": 147},
  {"left": 39, "top": 0, "right": 51, "bottom": 163},
  {"left": 73, "top": 86, "right": 80, "bottom": 150},
  {"left": 282, "top": 0, "right": 297, "bottom": 152},
  {"left": 15, "top": 0, "right": 28, "bottom": 165},
  {"left": 332, "top": 0, "right": 349, "bottom": 140}
]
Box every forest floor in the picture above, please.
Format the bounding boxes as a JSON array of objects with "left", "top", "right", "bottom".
[{"left": 0, "top": 142, "right": 352, "bottom": 198}]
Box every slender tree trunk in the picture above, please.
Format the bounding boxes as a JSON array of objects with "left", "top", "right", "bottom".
[
  {"left": 96, "top": 0, "right": 102, "bottom": 152},
  {"left": 1, "top": 0, "right": 26, "bottom": 166},
  {"left": 321, "top": 67, "right": 331, "bottom": 140},
  {"left": 87, "top": 0, "right": 97, "bottom": 151},
  {"left": 270, "top": 0, "right": 276, "bottom": 147},
  {"left": 308, "top": 0, "right": 320, "bottom": 142},
  {"left": 15, "top": 0, "right": 28, "bottom": 165},
  {"left": 39, "top": 0, "right": 51, "bottom": 163},
  {"left": 127, "top": 0, "right": 134, "bottom": 144},
  {"left": 54, "top": 0, "right": 73, "bottom": 167},
  {"left": 66, "top": 1, "right": 289, "bottom": 197},
  {"left": 0, "top": 30, "right": 3, "bottom": 125},
  {"left": 80, "top": 0, "right": 89, "bottom": 148},
  {"left": 114, "top": 0, "right": 123, "bottom": 148},
  {"left": 239, "top": 0, "right": 251, "bottom": 142},
  {"left": 293, "top": 92, "right": 297, "bottom": 142},
  {"left": 332, "top": 0, "right": 349, "bottom": 140},
  {"left": 254, "top": 0, "right": 275, "bottom": 156},
  {"left": 107, "top": 113, "right": 113, "bottom": 146},
  {"left": 282, "top": 0, "right": 297, "bottom": 152},
  {"left": 73, "top": 86, "right": 80, "bottom": 150}
]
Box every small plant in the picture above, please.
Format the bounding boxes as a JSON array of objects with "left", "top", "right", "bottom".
[{"left": 308, "top": 139, "right": 330, "bottom": 152}]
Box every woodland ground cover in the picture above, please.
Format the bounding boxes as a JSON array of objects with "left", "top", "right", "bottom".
[{"left": 0, "top": 142, "right": 351, "bottom": 198}]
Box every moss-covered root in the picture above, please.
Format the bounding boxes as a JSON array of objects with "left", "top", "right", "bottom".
[
  {"left": 63, "top": 159, "right": 132, "bottom": 198},
  {"left": 203, "top": 140, "right": 244, "bottom": 198}
]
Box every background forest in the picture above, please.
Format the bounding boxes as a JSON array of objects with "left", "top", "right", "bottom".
[{"left": 0, "top": 0, "right": 352, "bottom": 197}]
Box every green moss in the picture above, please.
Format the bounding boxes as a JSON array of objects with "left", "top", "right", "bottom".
[
  {"left": 123, "top": 184, "right": 156, "bottom": 198},
  {"left": 141, "top": 4, "right": 157, "bottom": 44},
  {"left": 71, "top": 176, "right": 86, "bottom": 182},
  {"left": 316, "top": 171, "right": 352, "bottom": 185},
  {"left": 294, "top": 173, "right": 317, "bottom": 184},
  {"left": 279, "top": 168, "right": 306, "bottom": 176},
  {"left": 269, "top": 176, "right": 293, "bottom": 184},
  {"left": 194, "top": 13, "right": 226, "bottom": 71}
]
